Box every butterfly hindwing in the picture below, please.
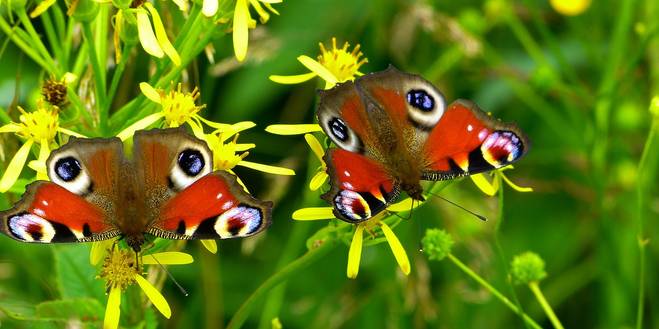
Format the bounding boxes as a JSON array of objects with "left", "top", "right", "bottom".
[
  {"left": 0, "top": 181, "right": 119, "bottom": 243},
  {"left": 322, "top": 149, "right": 400, "bottom": 223},
  {"left": 149, "top": 171, "right": 272, "bottom": 239},
  {"left": 420, "top": 100, "right": 528, "bottom": 180}
]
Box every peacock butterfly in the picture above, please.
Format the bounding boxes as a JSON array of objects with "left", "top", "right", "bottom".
[
  {"left": 317, "top": 66, "right": 528, "bottom": 223},
  {"left": 0, "top": 128, "right": 272, "bottom": 251}
]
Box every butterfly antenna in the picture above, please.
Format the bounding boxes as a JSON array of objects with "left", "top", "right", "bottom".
[
  {"left": 426, "top": 191, "right": 487, "bottom": 222},
  {"left": 149, "top": 254, "right": 190, "bottom": 297}
]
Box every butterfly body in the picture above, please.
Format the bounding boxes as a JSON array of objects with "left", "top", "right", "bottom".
[
  {"left": 317, "top": 66, "right": 528, "bottom": 223},
  {"left": 0, "top": 128, "right": 272, "bottom": 251}
]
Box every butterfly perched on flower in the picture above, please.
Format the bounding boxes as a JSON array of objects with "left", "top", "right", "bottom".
[
  {"left": 317, "top": 66, "right": 528, "bottom": 222},
  {"left": 0, "top": 128, "right": 272, "bottom": 251}
]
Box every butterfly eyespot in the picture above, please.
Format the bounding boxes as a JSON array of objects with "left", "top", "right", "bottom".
[
  {"left": 406, "top": 89, "right": 434, "bottom": 112},
  {"left": 329, "top": 118, "right": 349, "bottom": 142},
  {"left": 169, "top": 145, "right": 212, "bottom": 191},
  {"left": 320, "top": 116, "right": 363, "bottom": 153},
  {"left": 178, "top": 149, "right": 205, "bottom": 176},
  {"left": 54, "top": 157, "right": 82, "bottom": 182},
  {"left": 404, "top": 86, "right": 446, "bottom": 130}
]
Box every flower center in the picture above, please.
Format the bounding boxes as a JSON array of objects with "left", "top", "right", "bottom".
[
  {"left": 17, "top": 107, "right": 59, "bottom": 143},
  {"left": 207, "top": 134, "right": 248, "bottom": 171},
  {"left": 161, "top": 85, "right": 205, "bottom": 127},
  {"left": 99, "top": 248, "right": 140, "bottom": 291},
  {"left": 317, "top": 38, "right": 368, "bottom": 83}
]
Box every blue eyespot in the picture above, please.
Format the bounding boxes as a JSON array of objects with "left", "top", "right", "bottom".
[
  {"left": 55, "top": 157, "right": 82, "bottom": 182},
  {"left": 329, "top": 117, "right": 349, "bottom": 142},
  {"left": 406, "top": 89, "right": 434, "bottom": 112},
  {"left": 178, "top": 149, "right": 205, "bottom": 176}
]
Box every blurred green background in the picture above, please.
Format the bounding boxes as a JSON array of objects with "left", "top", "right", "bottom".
[{"left": 1, "top": 0, "right": 658, "bottom": 328}]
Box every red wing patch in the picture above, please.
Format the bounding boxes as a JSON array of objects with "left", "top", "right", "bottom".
[
  {"left": 153, "top": 172, "right": 271, "bottom": 239},
  {"left": 322, "top": 149, "right": 399, "bottom": 223},
  {"left": 421, "top": 100, "right": 527, "bottom": 179},
  {"left": 0, "top": 182, "right": 116, "bottom": 243}
]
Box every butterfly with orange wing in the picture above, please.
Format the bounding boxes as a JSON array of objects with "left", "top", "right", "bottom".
[
  {"left": 0, "top": 128, "right": 272, "bottom": 251},
  {"left": 317, "top": 67, "right": 529, "bottom": 223}
]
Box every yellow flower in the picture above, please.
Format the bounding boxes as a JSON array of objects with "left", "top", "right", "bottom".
[
  {"left": 117, "top": 82, "right": 224, "bottom": 140},
  {"left": 231, "top": 0, "right": 282, "bottom": 61},
  {"left": 292, "top": 199, "right": 419, "bottom": 278},
  {"left": 470, "top": 166, "right": 533, "bottom": 196},
  {"left": 549, "top": 0, "right": 591, "bottom": 16},
  {"left": 205, "top": 128, "right": 295, "bottom": 176},
  {"left": 113, "top": 4, "right": 181, "bottom": 66},
  {"left": 270, "top": 37, "right": 368, "bottom": 89},
  {"left": 304, "top": 134, "right": 328, "bottom": 191},
  {"left": 0, "top": 106, "right": 83, "bottom": 192},
  {"left": 99, "top": 247, "right": 193, "bottom": 329}
]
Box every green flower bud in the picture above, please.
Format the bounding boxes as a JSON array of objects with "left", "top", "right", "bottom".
[
  {"left": 510, "top": 251, "right": 547, "bottom": 285},
  {"left": 421, "top": 228, "right": 454, "bottom": 261},
  {"left": 66, "top": 0, "right": 98, "bottom": 22}
]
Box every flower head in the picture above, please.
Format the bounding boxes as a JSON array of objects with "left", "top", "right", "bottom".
[
  {"left": 510, "top": 251, "right": 547, "bottom": 285},
  {"left": 113, "top": 3, "right": 181, "bottom": 66},
  {"left": 41, "top": 73, "right": 76, "bottom": 108},
  {"left": 230, "top": 0, "right": 282, "bottom": 61},
  {"left": 550, "top": 0, "right": 591, "bottom": 16},
  {"left": 470, "top": 166, "right": 533, "bottom": 196},
  {"left": 270, "top": 37, "right": 368, "bottom": 89},
  {"left": 421, "top": 228, "right": 454, "bottom": 261},
  {"left": 117, "top": 82, "right": 220, "bottom": 140},
  {"left": 0, "top": 106, "right": 83, "bottom": 192},
  {"left": 292, "top": 198, "right": 420, "bottom": 278},
  {"left": 99, "top": 247, "right": 194, "bottom": 329}
]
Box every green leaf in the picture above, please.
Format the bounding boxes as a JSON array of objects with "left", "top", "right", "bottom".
[
  {"left": 54, "top": 245, "right": 105, "bottom": 300},
  {"left": 35, "top": 298, "right": 104, "bottom": 323}
]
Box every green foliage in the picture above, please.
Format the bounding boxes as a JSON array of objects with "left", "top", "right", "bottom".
[{"left": 0, "top": 0, "right": 658, "bottom": 328}]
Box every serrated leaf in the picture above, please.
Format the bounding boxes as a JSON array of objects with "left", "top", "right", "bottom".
[
  {"left": 35, "top": 298, "right": 104, "bottom": 323},
  {"left": 54, "top": 245, "right": 105, "bottom": 300}
]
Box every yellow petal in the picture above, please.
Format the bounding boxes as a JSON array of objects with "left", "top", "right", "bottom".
[
  {"left": 347, "top": 225, "right": 365, "bottom": 279},
  {"left": 0, "top": 123, "right": 22, "bottom": 133},
  {"left": 234, "top": 143, "right": 256, "bottom": 152},
  {"left": 309, "top": 171, "right": 328, "bottom": 191},
  {"left": 387, "top": 198, "right": 420, "bottom": 212},
  {"left": 90, "top": 239, "right": 115, "bottom": 265},
  {"left": 57, "top": 127, "right": 86, "bottom": 137},
  {"left": 134, "top": 274, "right": 171, "bottom": 319},
  {"left": 116, "top": 113, "right": 164, "bottom": 141},
  {"left": 238, "top": 161, "right": 295, "bottom": 175},
  {"left": 144, "top": 3, "right": 181, "bottom": 66},
  {"left": 0, "top": 140, "right": 34, "bottom": 193},
  {"left": 139, "top": 82, "right": 162, "bottom": 103},
  {"left": 103, "top": 287, "right": 121, "bottom": 329},
  {"left": 62, "top": 72, "right": 78, "bottom": 84},
  {"left": 249, "top": 0, "right": 270, "bottom": 23},
  {"left": 28, "top": 140, "right": 50, "bottom": 179},
  {"left": 259, "top": 0, "right": 282, "bottom": 3},
  {"left": 30, "top": 0, "right": 57, "bottom": 18},
  {"left": 265, "top": 124, "right": 323, "bottom": 135},
  {"left": 201, "top": 240, "right": 218, "bottom": 254},
  {"left": 499, "top": 172, "right": 533, "bottom": 193},
  {"left": 297, "top": 56, "right": 338, "bottom": 86},
  {"left": 292, "top": 207, "right": 334, "bottom": 220},
  {"left": 470, "top": 173, "right": 496, "bottom": 196},
  {"left": 269, "top": 72, "right": 317, "bottom": 84},
  {"left": 380, "top": 223, "right": 410, "bottom": 275},
  {"left": 233, "top": 0, "right": 250, "bottom": 61},
  {"left": 202, "top": 0, "right": 219, "bottom": 16},
  {"left": 304, "top": 134, "right": 325, "bottom": 162},
  {"left": 143, "top": 252, "right": 194, "bottom": 265},
  {"left": 171, "top": 0, "right": 189, "bottom": 11},
  {"left": 136, "top": 9, "right": 164, "bottom": 58}
]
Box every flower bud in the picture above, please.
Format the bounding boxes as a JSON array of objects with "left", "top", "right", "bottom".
[
  {"left": 510, "top": 251, "right": 547, "bottom": 285},
  {"left": 421, "top": 228, "right": 454, "bottom": 261}
]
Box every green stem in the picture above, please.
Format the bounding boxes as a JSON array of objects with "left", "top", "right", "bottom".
[
  {"left": 447, "top": 254, "right": 542, "bottom": 329},
  {"left": 0, "top": 16, "right": 49, "bottom": 70},
  {"left": 634, "top": 119, "right": 657, "bottom": 329},
  {"left": 16, "top": 9, "right": 59, "bottom": 75},
  {"left": 40, "top": 10, "right": 65, "bottom": 70},
  {"left": 528, "top": 281, "right": 565, "bottom": 329},
  {"left": 226, "top": 241, "right": 337, "bottom": 329},
  {"left": 107, "top": 42, "right": 136, "bottom": 105},
  {"left": 81, "top": 21, "right": 108, "bottom": 133}
]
